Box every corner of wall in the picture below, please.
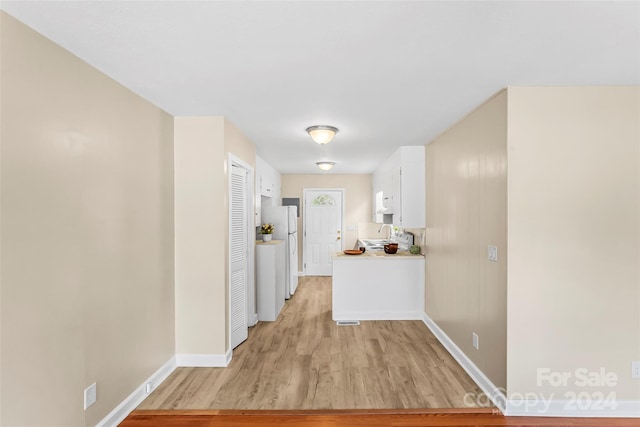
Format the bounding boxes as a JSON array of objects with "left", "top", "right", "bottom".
[
  {"left": 174, "top": 117, "right": 227, "bottom": 356},
  {"left": 424, "top": 90, "right": 508, "bottom": 391}
]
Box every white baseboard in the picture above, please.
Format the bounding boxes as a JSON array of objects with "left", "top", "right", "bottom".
[
  {"left": 421, "top": 313, "right": 507, "bottom": 413},
  {"left": 96, "top": 356, "right": 177, "bottom": 427},
  {"left": 506, "top": 399, "right": 640, "bottom": 418},
  {"left": 298, "top": 271, "right": 305, "bottom": 277},
  {"left": 422, "top": 313, "right": 640, "bottom": 418},
  {"left": 95, "top": 349, "right": 235, "bottom": 426},
  {"left": 176, "top": 350, "right": 232, "bottom": 367},
  {"left": 249, "top": 313, "right": 259, "bottom": 327}
]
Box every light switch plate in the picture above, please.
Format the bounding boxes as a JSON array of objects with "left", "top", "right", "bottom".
[
  {"left": 632, "top": 361, "right": 640, "bottom": 379},
  {"left": 488, "top": 246, "right": 498, "bottom": 262},
  {"left": 84, "top": 383, "right": 97, "bottom": 409}
]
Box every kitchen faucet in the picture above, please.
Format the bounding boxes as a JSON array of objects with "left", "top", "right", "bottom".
[{"left": 378, "top": 223, "right": 392, "bottom": 236}]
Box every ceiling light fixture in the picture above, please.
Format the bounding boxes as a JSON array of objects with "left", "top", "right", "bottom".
[
  {"left": 316, "top": 161, "right": 335, "bottom": 171},
  {"left": 306, "top": 125, "right": 338, "bottom": 144}
]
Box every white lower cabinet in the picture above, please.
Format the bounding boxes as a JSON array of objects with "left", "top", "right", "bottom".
[
  {"left": 256, "top": 240, "right": 286, "bottom": 321},
  {"left": 332, "top": 254, "right": 425, "bottom": 321}
]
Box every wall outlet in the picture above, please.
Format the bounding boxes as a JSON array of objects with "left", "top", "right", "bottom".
[
  {"left": 488, "top": 246, "right": 498, "bottom": 262},
  {"left": 84, "top": 383, "right": 97, "bottom": 410},
  {"left": 632, "top": 361, "right": 640, "bottom": 379},
  {"left": 472, "top": 333, "right": 479, "bottom": 350}
]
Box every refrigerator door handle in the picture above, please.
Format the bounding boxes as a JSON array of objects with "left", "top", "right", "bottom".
[
  {"left": 291, "top": 206, "right": 299, "bottom": 233},
  {"left": 291, "top": 233, "right": 297, "bottom": 255}
]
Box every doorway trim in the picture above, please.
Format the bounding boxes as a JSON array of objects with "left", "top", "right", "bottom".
[
  {"left": 302, "top": 188, "right": 345, "bottom": 276},
  {"left": 227, "top": 153, "right": 255, "bottom": 353}
]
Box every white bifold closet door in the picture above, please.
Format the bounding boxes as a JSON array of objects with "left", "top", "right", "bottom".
[{"left": 230, "top": 165, "right": 248, "bottom": 349}]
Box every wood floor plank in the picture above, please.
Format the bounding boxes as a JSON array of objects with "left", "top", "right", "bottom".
[{"left": 137, "top": 277, "right": 487, "bottom": 410}]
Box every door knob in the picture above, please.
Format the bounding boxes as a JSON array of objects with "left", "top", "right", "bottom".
[{"left": 337, "top": 236, "right": 341, "bottom": 240}]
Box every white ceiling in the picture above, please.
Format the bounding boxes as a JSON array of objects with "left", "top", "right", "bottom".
[{"left": 2, "top": 1, "right": 639, "bottom": 174}]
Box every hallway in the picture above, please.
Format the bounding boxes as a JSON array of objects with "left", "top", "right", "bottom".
[{"left": 138, "top": 277, "right": 487, "bottom": 410}]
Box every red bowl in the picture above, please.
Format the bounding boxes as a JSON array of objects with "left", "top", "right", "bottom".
[{"left": 384, "top": 244, "right": 398, "bottom": 254}]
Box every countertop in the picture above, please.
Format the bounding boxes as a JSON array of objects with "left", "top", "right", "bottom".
[
  {"left": 333, "top": 250, "right": 423, "bottom": 260},
  {"left": 256, "top": 240, "right": 284, "bottom": 245}
]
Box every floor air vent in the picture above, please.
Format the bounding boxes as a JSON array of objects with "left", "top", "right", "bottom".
[{"left": 336, "top": 320, "right": 360, "bottom": 326}]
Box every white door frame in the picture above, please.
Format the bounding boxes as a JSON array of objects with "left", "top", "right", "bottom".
[
  {"left": 228, "top": 154, "right": 255, "bottom": 352},
  {"left": 302, "top": 188, "right": 345, "bottom": 276}
]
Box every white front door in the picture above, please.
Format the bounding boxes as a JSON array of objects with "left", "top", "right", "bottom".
[
  {"left": 304, "top": 189, "right": 343, "bottom": 276},
  {"left": 230, "top": 165, "right": 248, "bottom": 349}
]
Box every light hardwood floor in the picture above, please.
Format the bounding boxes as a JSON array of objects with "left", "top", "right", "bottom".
[{"left": 138, "top": 277, "right": 487, "bottom": 410}]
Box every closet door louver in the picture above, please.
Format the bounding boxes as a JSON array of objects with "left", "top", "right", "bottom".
[{"left": 230, "top": 165, "right": 248, "bottom": 349}]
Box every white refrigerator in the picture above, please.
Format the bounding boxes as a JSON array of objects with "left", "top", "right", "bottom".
[{"left": 261, "top": 205, "right": 299, "bottom": 298}]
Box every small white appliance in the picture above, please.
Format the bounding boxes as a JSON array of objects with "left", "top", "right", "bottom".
[{"left": 261, "top": 205, "right": 299, "bottom": 298}]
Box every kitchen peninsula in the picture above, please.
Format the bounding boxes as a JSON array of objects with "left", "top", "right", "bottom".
[{"left": 332, "top": 250, "right": 424, "bottom": 321}]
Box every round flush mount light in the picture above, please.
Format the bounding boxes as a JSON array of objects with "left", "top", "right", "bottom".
[
  {"left": 306, "top": 125, "right": 339, "bottom": 144},
  {"left": 316, "top": 161, "right": 335, "bottom": 171}
]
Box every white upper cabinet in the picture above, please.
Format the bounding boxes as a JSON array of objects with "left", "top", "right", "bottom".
[
  {"left": 372, "top": 146, "right": 425, "bottom": 228},
  {"left": 257, "top": 157, "right": 275, "bottom": 197},
  {"left": 256, "top": 155, "right": 281, "bottom": 199},
  {"left": 372, "top": 171, "right": 384, "bottom": 223},
  {"left": 256, "top": 155, "right": 282, "bottom": 226}
]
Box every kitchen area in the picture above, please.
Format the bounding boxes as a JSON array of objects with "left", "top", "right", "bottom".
[
  {"left": 254, "top": 145, "right": 426, "bottom": 326},
  {"left": 333, "top": 232, "right": 424, "bottom": 322},
  {"left": 332, "top": 146, "right": 426, "bottom": 322}
]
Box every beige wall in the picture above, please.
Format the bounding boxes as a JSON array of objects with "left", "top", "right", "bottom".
[
  {"left": 1, "top": 12, "right": 175, "bottom": 427},
  {"left": 174, "top": 117, "right": 226, "bottom": 355},
  {"left": 175, "top": 117, "right": 256, "bottom": 354},
  {"left": 224, "top": 118, "right": 256, "bottom": 172},
  {"left": 281, "top": 174, "right": 372, "bottom": 270},
  {"left": 425, "top": 90, "right": 508, "bottom": 390},
  {"left": 426, "top": 86, "right": 640, "bottom": 403},
  {"left": 507, "top": 87, "right": 640, "bottom": 400}
]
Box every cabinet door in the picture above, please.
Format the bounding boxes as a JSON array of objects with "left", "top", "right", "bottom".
[
  {"left": 270, "top": 168, "right": 280, "bottom": 203},
  {"left": 382, "top": 170, "right": 393, "bottom": 209},
  {"left": 398, "top": 153, "right": 425, "bottom": 228},
  {"left": 372, "top": 173, "right": 383, "bottom": 222},
  {"left": 262, "top": 174, "right": 273, "bottom": 197},
  {"left": 255, "top": 189, "right": 262, "bottom": 226},
  {"left": 392, "top": 166, "right": 402, "bottom": 226}
]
